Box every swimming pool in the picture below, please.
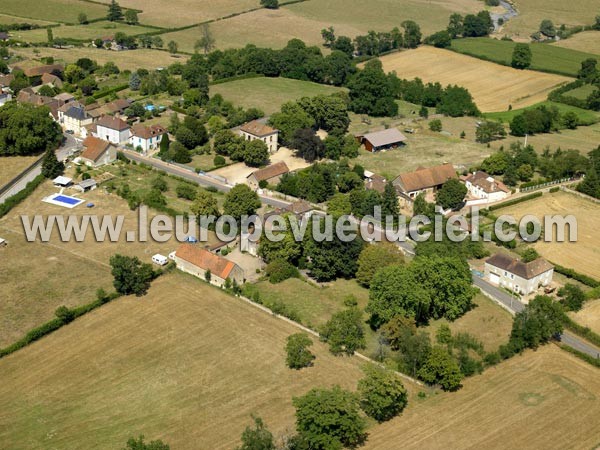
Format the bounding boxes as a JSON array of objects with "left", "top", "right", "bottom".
[{"left": 43, "top": 193, "right": 85, "bottom": 208}]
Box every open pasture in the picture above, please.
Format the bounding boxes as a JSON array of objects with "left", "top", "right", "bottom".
[
  {"left": 494, "top": 190, "right": 600, "bottom": 280},
  {"left": 209, "top": 76, "right": 347, "bottom": 115},
  {"left": 11, "top": 47, "right": 187, "bottom": 72},
  {"left": 552, "top": 31, "right": 600, "bottom": 56},
  {"left": 376, "top": 46, "right": 571, "bottom": 112},
  {"left": 0, "top": 272, "right": 376, "bottom": 449},
  {"left": 0, "top": 156, "right": 41, "bottom": 189},
  {"left": 0, "top": 0, "right": 108, "bottom": 24},
  {"left": 365, "top": 345, "right": 600, "bottom": 449}
]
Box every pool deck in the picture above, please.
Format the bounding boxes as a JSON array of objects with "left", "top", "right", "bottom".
[{"left": 42, "top": 193, "right": 84, "bottom": 209}]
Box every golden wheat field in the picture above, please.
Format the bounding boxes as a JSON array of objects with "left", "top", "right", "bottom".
[
  {"left": 552, "top": 31, "right": 600, "bottom": 56},
  {"left": 376, "top": 46, "right": 572, "bottom": 112},
  {"left": 496, "top": 190, "right": 600, "bottom": 280}
]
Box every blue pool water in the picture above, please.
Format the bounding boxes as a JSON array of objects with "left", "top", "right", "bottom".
[{"left": 53, "top": 195, "right": 81, "bottom": 205}]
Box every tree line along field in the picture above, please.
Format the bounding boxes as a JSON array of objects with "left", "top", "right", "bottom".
[
  {"left": 552, "top": 31, "right": 600, "bottom": 56},
  {"left": 365, "top": 345, "right": 600, "bottom": 449},
  {"left": 0, "top": 14, "right": 56, "bottom": 26},
  {"left": 375, "top": 46, "right": 571, "bottom": 113},
  {"left": 1, "top": 0, "right": 109, "bottom": 24},
  {"left": 11, "top": 21, "right": 158, "bottom": 43},
  {"left": 160, "top": 0, "right": 484, "bottom": 52},
  {"left": 483, "top": 100, "right": 600, "bottom": 124},
  {"left": 0, "top": 272, "right": 380, "bottom": 449},
  {"left": 450, "top": 37, "right": 598, "bottom": 77},
  {"left": 494, "top": 190, "right": 600, "bottom": 280},
  {"left": 209, "top": 77, "right": 347, "bottom": 115}
]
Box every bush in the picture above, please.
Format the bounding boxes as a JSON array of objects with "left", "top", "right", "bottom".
[
  {"left": 175, "top": 183, "right": 196, "bottom": 200},
  {"left": 54, "top": 306, "right": 75, "bottom": 324},
  {"left": 213, "top": 155, "right": 226, "bottom": 167},
  {"left": 487, "top": 192, "right": 543, "bottom": 211},
  {"left": 285, "top": 333, "right": 315, "bottom": 369},
  {"left": 429, "top": 119, "right": 442, "bottom": 132},
  {"left": 265, "top": 259, "right": 300, "bottom": 283},
  {"left": 320, "top": 308, "right": 366, "bottom": 355}
]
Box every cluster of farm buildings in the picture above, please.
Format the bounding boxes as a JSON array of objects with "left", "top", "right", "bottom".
[{"left": 1, "top": 63, "right": 553, "bottom": 297}]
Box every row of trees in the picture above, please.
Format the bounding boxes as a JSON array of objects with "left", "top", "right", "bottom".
[
  {"left": 509, "top": 104, "right": 581, "bottom": 136},
  {"left": 321, "top": 21, "right": 422, "bottom": 57},
  {"left": 480, "top": 141, "right": 590, "bottom": 185}
]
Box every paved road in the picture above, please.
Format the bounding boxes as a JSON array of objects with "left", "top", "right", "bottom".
[
  {"left": 473, "top": 275, "right": 600, "bottom": 359},
  {"left": 122, "top": 150, "right": 290, "bottom": 209},
  {"left": 0, "top": 133, "right": 80, "bottom": 204}
]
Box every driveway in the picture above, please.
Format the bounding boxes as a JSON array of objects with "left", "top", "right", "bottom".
[{"left": 210, "top": 147, "right": 311, "bottom": 185}]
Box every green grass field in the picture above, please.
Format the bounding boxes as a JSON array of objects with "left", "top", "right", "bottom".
[
  {"left": 209, "top": 77, "right": 347, "bottom": 115},
  {"left": 12, "top": 21, "right": 157, "bottom": 43},
  {"left": 484, "top": 101, "right": 600, "bottom": 124},
  {"left": 563, "top": 84, "right": 598, "bottom": 101},
  {"left": 450, "top": 38, "right": 598, "bottom": 77},
  {"left": 0, "top": 0, "right": 108, "bottom": 24},
  {"left": 0, "top": 14, "right": 56, "bottom": 26}
]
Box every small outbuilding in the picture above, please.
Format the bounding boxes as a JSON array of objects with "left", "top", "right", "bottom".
[
  {"left": 52, "top": 176, "right": 73, "bottom": 187},
  {"left": 0, "top": 237, "right": 7, "bottom": 247},
  {"left": 246, "top": 161, "right": 289, "bottom": 190},
  {"left": 75, "top": 178, "right": 97, "bottom": 192},
  {"left": 152, "top": 254, "right": 168, "bottom": 266},
  {"left": 357, "top": 128, "right": 407, "bottom": 152}
]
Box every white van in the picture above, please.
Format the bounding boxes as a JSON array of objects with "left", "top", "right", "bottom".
[{"left": 152, "top": 254, "right": 168, "bottom": 266}]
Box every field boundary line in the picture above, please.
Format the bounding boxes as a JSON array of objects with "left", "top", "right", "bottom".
[{"left": 231, "top": 290, "right": 423, "bottom": 386}]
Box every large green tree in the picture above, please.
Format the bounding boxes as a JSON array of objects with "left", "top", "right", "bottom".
[
  {"left": 347, "top": 59, "right": 398, "bottom": 117},
  {"left": 41, "top": 148, "right": 64, "bottom": 179},
  {"left": 417, "top": 346, "right": 463, "bottom": 391},
  {"left": 293, "top": 386, "right": 367, "bottom": 450},
  {"left": 508, "top": 295, "right": 565, "bottom": 352},
  {"left": 357, "top": 364, "right": 408, "bottom": 422},
  {"left": 237, "top": 416, "right": 275, "bottom": 450},
  {"left": 268, "top": 101, "right": 315, "bottom": 145},
  {"left": 436, "top": 178, "right": 467, "bottom": 210},
  {"left": 223, "top": 184, "right": 261, "bottom": 221},
  {"left": 320, "top": 308, "right": 366, "bottom": 355},
  {"left": 286, "top": 333, "right": 315, "bottom": 369},
  {"left": 110, "top": 255, "right": 155, "bottom": 296},
  {"left": 511, "top": 43, "right": 532, "bottom": 69},
  {"left": 107, "top": 0, "right": 123, "bottom": 21},
  {"left": 356, "top": 243, "right": 404, "bottom": 287},
  {"left": 0, "top": 103, "right": 62, "bottom": 156}
]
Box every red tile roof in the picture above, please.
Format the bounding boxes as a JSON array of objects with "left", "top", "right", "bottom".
[
  {"left": 247, "top": 161, "right": 289, "bottom": 182},
  {"left": 175, "top": 244, "right": 238, "bottom": 279},
  {"left": 97, "top": 115, "right": 130, "bottom": 131},
  {"left": 240, "top": 120, "right": 277, "bottom": 137},
  {"left": 131, "top": 123, "right": 167, "bottom": 140},
  {"left": 81, "top": 136, "right": 111, "bottom": 162},
  {"left": 394, "top": 163, "right": 457, "bottom": 193}
]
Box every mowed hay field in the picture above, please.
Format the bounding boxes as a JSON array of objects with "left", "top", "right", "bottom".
[
  {"left": 0, "top": 156, "right": 41, "bottom": 188},
  {"left": 366, "top": 345, "right": 600, "bottom": 449},
  {"left": 552, "top": 31, "right": 600, "bottom": 56},
  {"left": 376, "top": 47, "right": 572, "bottom": 112},
  {"left": 0, "top": 0, "right": 108, "bottom": 24},
  {"left": 0, "top": 272, "right": 376, "bottom": 449},
  {"left": 0, "top": 14, "right": 55, "bottom": 26},
  {"left": 210, "top": 77, "right": 347, "bottom": 115},
  {"left": 495, "top": 190, "right": 600, "bottom": 280},
  {"left": 164, "top": 0, "right": 483, "bottom": 51},
  {"left": 570, "top": 299, "right": 600, "bottom": 335},
  {"left": 12, "top": 47, "right": 187, "bottom": 72},
  {"left": 94, "top": 0, "right": 259, "bottom": 27},
  {"left": 501, "top": 0, "right": 600, "bottom": 39},
  {"left": 0, "top": 179, "right": 177, "bottom": 347}
]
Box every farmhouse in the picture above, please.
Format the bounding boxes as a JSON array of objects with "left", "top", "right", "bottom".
[
  {"left": 58, "top": 103, "right": 93, "bottom": 136},
  {"left": 130, "top": 123, "right": 167, "bottom": 153},
  {"left": 174, "top": 243, "right": 244, "bottom": 287},
  {"left": 462, "top": 171, "right": 510, "bottom": 203},
  {"left": 393, "top": 163, "right": 457, "bottom": 201},
  {"left": 484, "top": 253, "right": 554, "bottom": 295},
  {"left": 95, "top": 115, "right": 131, "bottom": 144},
  {"left": 246, "top": 161, "right": 289, "bottom": 190},
  {"left": 78, "top": 136, "right": 117, "bottom": 168},
  {"left": 357, "top": 128, "right": 407, "bottom": 152},
  {"left": 239, "top": 120, "right": 279, "bottom": 153}
]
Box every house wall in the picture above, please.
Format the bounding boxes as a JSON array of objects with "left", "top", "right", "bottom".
[
  {"left": 60, "top": 113, "right": 93, "bottom": 137},
  {"left": 239, "top": 130, "right": 278, "bottom": 153},
  {"left": 174, "top": 256, "right": 244, "bottom": 287},
  {"left": 130, "top": 134, "right": 163, "bottom": 154},
  {"left": 484, "top": 263, "right": 554, "bottom": 295},
  {"left": 96, "top": 125, "right": 130, "bottom": 145},
  {"left": 466, "top": 181, "right": 509, "bottom": 203}
]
